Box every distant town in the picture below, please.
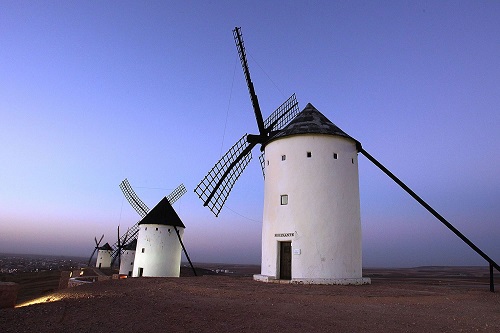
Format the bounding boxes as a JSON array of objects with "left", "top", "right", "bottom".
[
  {"left": 0, "top": 253, "right": 261, "bottom": 277},
  {"left": 0, "top": 253, "right": 88, "bottom": 274}
]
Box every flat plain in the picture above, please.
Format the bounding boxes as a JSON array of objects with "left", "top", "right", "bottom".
[{"left": 1, "top": 266, "right": 499, "bottom": 332}]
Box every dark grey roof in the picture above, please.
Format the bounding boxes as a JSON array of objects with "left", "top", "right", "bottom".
[
  {"left": 123, "top": 238, "right": 137, "bottom": 251},
  {"left": 98, "top": 242, "right": 113, "bottom": 251},
  {"left": 138, "top": 196, "right": 186, "bottom": 228},
  {"left": 268, "top": 103, "right": 355, "bottom": 143}
]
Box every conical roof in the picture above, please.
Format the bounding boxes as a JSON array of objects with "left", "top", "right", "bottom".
[
  {"left": 98, "top": 242, "right": 113, "bottom": 251},
  {"left": 138, "top": 196, "right": 186, "bottom": 228},
  {"left": 123, "top": 238, "right": 137, "bottom": 251},
  {"left": 268, "top": 103, "right": 355, "bottom": 143}
]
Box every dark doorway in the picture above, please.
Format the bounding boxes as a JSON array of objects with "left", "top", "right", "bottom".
[
  {"left": 98, "top": 263, "right": 102, "bottom": 269},
  {"left": 279, "top": 241, "right": 292, "bottom": 280},
  {"left": 138, "top": 267, "right": 144, "bottom": 277}
]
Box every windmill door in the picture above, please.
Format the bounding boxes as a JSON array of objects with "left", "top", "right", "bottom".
[{"left": 279, "top": 241, "right": 292, "bottom": 280}]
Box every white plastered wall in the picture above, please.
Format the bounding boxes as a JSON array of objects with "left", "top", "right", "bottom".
[
  {"left": 257, "top": 134, "right": 369, "bottom": 284},
  {"left": 96, "top": 250, "right": 112, "bottom": 268},
  {"left": 132, "top": 224, "right": 183, "bottom": 277},
  {"left": 119, "top": 249, "right": 136, "bottom": 276}
]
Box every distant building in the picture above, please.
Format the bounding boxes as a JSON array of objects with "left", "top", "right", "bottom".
[
  {"left": 132, "top": 197, "right": 186, "bottom": 277},
  {"left": 96, "top": 243, "right": 113, "bottom": 269},
  {"left": 119, "top": 238, "right": 137, "bottom": 277}
]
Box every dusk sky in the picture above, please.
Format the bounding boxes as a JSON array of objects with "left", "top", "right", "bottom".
[{"left": 1, "top": 1, "right": 499, "bottom": 267}]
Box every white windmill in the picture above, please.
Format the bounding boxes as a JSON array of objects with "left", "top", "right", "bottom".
[
  {"left": 195, "top": 27, "right": 369, "bottom": 284},
  {"left": 119, "top": 238, "right": 137, "bottom": 277},
  {"left": 132, "top": 196, "right": 188, "bottom": 277},
  {"left": 118, "top": 179, "right": 196, "bottom": 277},
  {"left": 86, "top": 235, "right": 114, "bottom": 269},
  {"left": 257, "top": 103, "right": 370, "bottom": 284},
  {"left": 96, "top": 242, "right": 113, "bottom": 269}
]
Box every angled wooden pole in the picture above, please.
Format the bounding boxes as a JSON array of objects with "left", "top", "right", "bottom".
[
  {"left": 174, "top": 226, "right": 197, "bottom": 276},
  {"left": 358, "top": 145, "right": 498, "bottom": 291}
]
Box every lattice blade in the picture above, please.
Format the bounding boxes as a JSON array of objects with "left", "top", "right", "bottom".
[
  {"left": 233, "top": 27, "right": 250, "bottom": 100},
  {"left": 110, "top": 225, "right": 140, "bottom": 260},
  {"left": 264, "top": 93, "right": 299, "bottom": 132},
  {"left": 119, "top": 178, "right": 150, "bottom": 218},
  {"left": 167, "top": 183, "right": 187, "bottom": 205},
  {"left": 233, "top": 27, "right": 265, "bottom": 135},
  {"left": 195, "top": 134, "right": 255, "bottom": 217}
]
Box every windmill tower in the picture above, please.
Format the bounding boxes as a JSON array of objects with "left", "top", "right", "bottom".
[
  {"left": 96, "top": 242, "right": 113, "bottom": 269},
  {"left": 132, "top": 197, "right": 187, "bottom": 277},
  {"left": 257, "top": 104, "right": 370, "bottom": 284},
  {"left": 119, "top": 238, "right": 137, "bottom": 277},
  {"left": 118, "top": 179, "right": 196, "bottom": 277},
  {"left": 195, "top": 27, "right": 369, "bottom": 284}
]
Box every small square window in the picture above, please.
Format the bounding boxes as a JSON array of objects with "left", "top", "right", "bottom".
[
  {"left": 307, "top": 152, "right": 312, "bottom": 158},
  {"left": 333, "top": 153, "right": 338, "bottom": 159},
  {"left": 281, "top": 155, "right": 286, "bottom": 161},
  {"left": 280, "top": 194, "right": 288, "bottom": 205},
  {"left": 141, "top": 248, "right": 145, "bottom": 253},
  {"left": 155, "top": 227, "right": 158, "bottom": 231}
]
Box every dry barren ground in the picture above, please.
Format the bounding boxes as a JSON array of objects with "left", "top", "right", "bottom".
[{"left": 1, "top": 267, "right": 499, "bottom": 332}]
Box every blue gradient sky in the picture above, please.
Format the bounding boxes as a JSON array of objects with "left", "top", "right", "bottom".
[{"left": 1, "top": 1, "right": 499, "bottom": 267}]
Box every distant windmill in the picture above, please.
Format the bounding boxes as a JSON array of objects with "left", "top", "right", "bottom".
[
  {"left": 119, "top": 178, "right": 196, "bottom": 276},
  {"left": 119, "top": 238, "right": 137, "bottom": 277},
  {"left": 87, "top": 234, "right": 104, "bottom": 266},
  {"left": 132, "top": 196, "right": 194, "bottom": 277},
  {"left": 196, "top": 27, "right": 499, "bottom": 290},
  {"left": 112, "top": 178, "right": 187, "bottom": 260},
  {"left": 195, "top": 27, "right": 300, "bottom": 217},
  {"left": 95, "top": 242, "right": 113, "bottom": 269}
]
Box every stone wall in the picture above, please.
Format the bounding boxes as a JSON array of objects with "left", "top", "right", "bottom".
[{"left": 0, "top": 282, "right": 20, "bottom": 309}]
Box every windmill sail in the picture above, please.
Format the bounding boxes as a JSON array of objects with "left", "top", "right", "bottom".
[
  {"left": 195, "top": 135, "right": 254, "bottom": 217},
  {"left": 195, "top": 95, "right": 299, "bottom": 216},
  {"left": 166, "top": 183, "right": 187, "bottom": 205},
  {"left": 111, "top": 224, "right": 140, "bottom": 263},
  {"left": 233, "top": 26, "right": 265, "bottom": 135},
  {"left": 264, "top": 94, "right": 299, "bottom": 134},
  {"left": 259, "top": 94, "right": 300, "bottom": 178},
  {"left": 119, "top": 178, "right": 150, "bottom": 218},
  {"left": 87, "top": 234, "right": 104, "bottom": 266},
  {"left": 111, "top": 225, "right": 129, "bottom": 266},
  {"left": 194, "top": 27, "right": 300, "bottom": 217}
]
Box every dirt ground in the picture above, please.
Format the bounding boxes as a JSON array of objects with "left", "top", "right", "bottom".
[{"left": 1, "top": 267, "right": 499, "bottom": 333}]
